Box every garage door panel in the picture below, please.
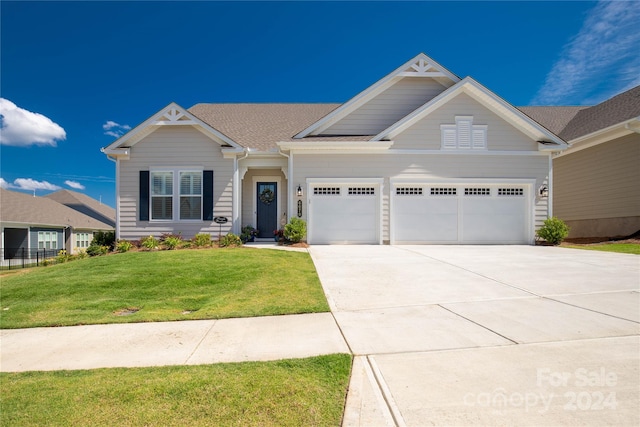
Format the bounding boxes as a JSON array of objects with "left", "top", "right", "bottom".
[{"left": 394, "top": 197, "right": 458, "bottom": 242}]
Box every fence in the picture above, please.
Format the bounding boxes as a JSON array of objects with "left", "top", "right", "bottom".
[{"left": 1, "top": 248, "right": 59, "bottom": 270}]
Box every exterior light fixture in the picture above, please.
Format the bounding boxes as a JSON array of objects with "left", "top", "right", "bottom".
[
  {"left": 296, "top": 185, "right": 303, "bottom": 197},
  {"left": 539, "top": 185, "right": 549, "bottom": 198}
]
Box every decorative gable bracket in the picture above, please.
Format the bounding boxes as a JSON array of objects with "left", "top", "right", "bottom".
[
  {"left": 154, "top": 107, "right": 197, "bottom": 126},
  {"left": 399, "top": 58, "right": 448, "bottom": 78}
]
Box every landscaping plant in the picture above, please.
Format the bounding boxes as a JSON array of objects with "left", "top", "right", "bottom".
[
  {"left": 284, "top": 218, "right": 306, "bottom": 243},
  {"left": 536, "top": 216, "right": 570, "bottom": 245}
]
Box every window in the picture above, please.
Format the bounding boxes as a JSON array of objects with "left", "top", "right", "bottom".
[
  {"left": 465, "top": 188, "right": 491, "bottom": 196},
  {"left": 441, "top": 116, "right": 487, "bottom": 150},
  {"left": 75, "top": 232, "right": 92, "bottom": 248},
  {"left": 348, "top": 187, "right": 375, "bottom": 195},
  {"left": 150, "top": 170, "right": 202, "bottom": 221},
  {"left": 314, "top": 187, "right": 340, "bottom": 195},
  {"left": 396, "top": 187, "right": 423, "bottom": 195},
  {"left": 431, "top": 187, "right": 457, "bottom": 196},
  {"left": 498, "top": 188, "right": 524, "bottom": 196},
  {"left": 38, "top": 231, "right": 58, "bottom": 249}
]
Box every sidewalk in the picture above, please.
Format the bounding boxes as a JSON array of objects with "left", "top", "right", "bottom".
[{"left": 0, "top": 313, "right": 349, "bottom": 372}]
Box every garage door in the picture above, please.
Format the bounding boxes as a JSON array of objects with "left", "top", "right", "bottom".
[
  {"left": 308, "top": 183, "right": 380, "bottom": 244},
  {"left": 392, "top": 184, "right": 530, "bottom": 244}
]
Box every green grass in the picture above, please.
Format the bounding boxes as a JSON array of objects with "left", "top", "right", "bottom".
[
  {"left": 0, "top": 354, "right": 352, "bottom": 427},
  {"left": 562, "top": 243, "right": 640, "bottom": 255},
  {"left": 0, "top": 248, "right": 329, "bottom": 329}
]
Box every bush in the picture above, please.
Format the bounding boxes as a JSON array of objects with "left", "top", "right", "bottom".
[
  {"left": 86, "top": 244, "right": 109, "bottom": 257},
  {"left": 75, "top": 249, "right": 88, "bottom": 259},
  {"left": 219, "top": 233, "right": 242, "bottom": 247},
  {"left": 163, "top": 236, "right": 182, "bottom": 250},
  {"left": 56, "top": 250, "right": 71, "bottom": 264},
  {"left": 537, "top": 216, "right": 570, "bottom": 245},
  {"left": 284, "top": 218, "right": 306, "bottom": 243},
  {"left": 116, "top": 240, "right": 134, "bottom": 253},
  {"left": 192, "top": 233, "right": 211, "bottom": 248},
  {"left": 92, "top": 231, "right": 115, "bottom": 250},
  {"left": 140, "top": 235, "right": 160, "bottom": 250}
]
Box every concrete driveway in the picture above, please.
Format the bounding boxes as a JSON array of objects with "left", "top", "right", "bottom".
[{"left": 309, "top": 245, "right": 640, "bottom": 426}]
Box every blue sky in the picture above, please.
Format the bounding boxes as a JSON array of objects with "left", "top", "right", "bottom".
[{"left": 2, "top": 1, "right": 639, "bottom": 208}]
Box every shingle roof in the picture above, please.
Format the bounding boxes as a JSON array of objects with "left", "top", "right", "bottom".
[
  {"left": 558, "top": 85, "right": 640, "bottom": 141},
  {"left": 517, "top": 106, "right": 588, "bottom": 136},
  {"left": 188, "top": 103, "right": 341, "bottom": 150},
  {"left": 0, "top": 189, "right": 114, "bottom": 230},
  {"left": 44, "top": 190, "right": 115, "bottom": 228}
]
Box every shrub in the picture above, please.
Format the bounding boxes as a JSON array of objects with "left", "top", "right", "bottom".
[
  {"left": 219, "top": 233, "right": 242, "bottom": 247},
  {"left": 92, "top": 231, "right": 115, "bottom": 250},
  {"left": 163, "top": 236, "right": 183, "bottom": 250},
  {"left": 240, "top": 226, "right": 258, "bottom": 243},
  {"left": 284, "top": 218, "right": 306, "bottom": 243},
  {"left": 140, "top": 235, "right": 160, "bottom": 250},
  {"left": 537, "top": 216, "right": 570, "bottom": 245},
  {"left": 56, "top": 250, "right": 71, "bottom": 264},
  {"left": 75, "top": 249, "right": 88, "bottom": 259},
  {"left": 116, "top": 240, "right": 134, "bottom": 253},
  {"left": 86, "top": 244, "right": 109, "bottom": 257},
  {"left": 192, "top": 233, "right": 212, "bottom": 248}
]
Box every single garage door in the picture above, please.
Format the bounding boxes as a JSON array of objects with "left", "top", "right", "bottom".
[
  {"left": 308, "top": 183, "right": 380, "bottom": 244},
  {"left": 392, "top": 183, "right": 531, "bottom": 244}
]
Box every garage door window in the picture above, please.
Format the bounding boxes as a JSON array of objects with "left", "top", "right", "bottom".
[
  {"left": 431, "top": 187, "right": 457, "bottom": 195},
  {"left": 314, "top": 187, "right": 340, "bottom": 195},
  {"left": 348, "top": 187, "right": 375, "bottom": 195},
  {"left": 498, "top": 188, "right": 524, "bottom": 196},
  {"left": 464, "top": 188, "right": 491, "bottom": 196},
  {"left": 396, "top": 187, "right": 423, "bottom": 195}
]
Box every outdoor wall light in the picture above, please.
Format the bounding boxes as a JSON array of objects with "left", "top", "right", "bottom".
[
  {"left": 296, "top": 185, "right": 303, "bottom": 197},
  {"left": 539, "top": 185, "right": 549, "bottom": 198}
]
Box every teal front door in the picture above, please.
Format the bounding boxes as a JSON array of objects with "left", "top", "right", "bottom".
[{"left": 256, "top": 182, "right": 277, "bottom": 238}]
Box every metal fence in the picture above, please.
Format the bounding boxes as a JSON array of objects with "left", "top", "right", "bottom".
[{"left": 1, "top": 248, "right": 59, "bottom": 270}]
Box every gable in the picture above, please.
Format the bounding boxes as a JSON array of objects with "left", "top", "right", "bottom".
[
  {"left": 321, "top": 77, "right": 449, "bottom": 136},
  {"left": 392, "top": 92, "right": 539, "bottom": 151}
]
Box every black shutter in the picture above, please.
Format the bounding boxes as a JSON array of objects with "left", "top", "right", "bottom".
[
  {"left": 139, "top": 171, "right": 149, "bottom": 221},
  {"left": 203, "top": 170, "right": 214, "bottom": 221}
]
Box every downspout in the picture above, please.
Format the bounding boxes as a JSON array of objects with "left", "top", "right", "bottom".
[
  {"left": 234, "top": 149, "right": 250, "bottom": 234},
  {"left": 278, "top": 148, "right": 291, "bottom": 222},
  {"left": 548, "top": 154, "right": 553, "bottom": 218}
]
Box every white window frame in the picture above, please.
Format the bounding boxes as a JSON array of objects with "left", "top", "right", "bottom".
[
  {"left": 150, "top": 168, "right": 203, "bottom": 222},
  {"left": 75, "top": 232, "right": 92, "bottom": 249},
  {"left": 38, "top": 231, "right": 58, "bottom": 250},
  {"left": 441, "top": 116, "right": 487, "bottom": 150}
]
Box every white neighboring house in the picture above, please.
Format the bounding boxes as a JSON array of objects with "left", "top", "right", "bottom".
[
  {"left": 0, "top": 189, "right": 115, "bottom": 263},
  {"left": 102, "top": 53, "right": 568, "bottom": 245}
]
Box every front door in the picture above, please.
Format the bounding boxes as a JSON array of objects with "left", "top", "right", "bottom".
[{"left": 256, "top": 182, "right": 277, "bottom": 238}]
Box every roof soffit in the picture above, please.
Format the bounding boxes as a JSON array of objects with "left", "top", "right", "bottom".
[
  {"left": 102, "top": 103, "right": 242, "bottom": 155},
  {"left": 293, "top": 53, "right": 460, "bottom": 138},
  {"left": 373, "top": 77, "right": 567, "bottom": 148}
]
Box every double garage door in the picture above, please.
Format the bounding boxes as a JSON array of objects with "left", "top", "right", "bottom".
[{"left": 307, "top": 180, "right": 531, "bottom": 245}]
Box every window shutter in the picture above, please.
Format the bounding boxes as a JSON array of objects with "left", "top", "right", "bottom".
[
  {"left": 472, "top": 127, "right": 487, "bottom": 149},
  {"left": 457, "top": 118, "right": 472, "bottom": 149},
  {"left": 441, "top": 125, "right": 456, "bottom": 149},
  {"left": 139, "top": 171, "right": 149, "bottom": 221},
  {"left": 203, "top": 170, "right": 214, "bottom": 221}
]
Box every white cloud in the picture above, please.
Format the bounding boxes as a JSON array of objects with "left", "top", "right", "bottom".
[
  {"left": 531, "top": 1, "right": 640, "bottom": 105},
  {"left": 65, "top": 180, "right": 86, "bottom": 190},
  {"left": 11, "top": 178, "right": 61, "bottom": 192},
  {"left": 0, "top": 178, "right": 11, "bottom": 189},
  {"left": 0, "top": 98, "right": 67, "bottom": 146},
  {"left": 103, "top": 120, "right": 131, "bottom": 138}
]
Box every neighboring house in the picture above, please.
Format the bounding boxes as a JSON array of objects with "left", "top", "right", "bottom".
[
  {"left": 102, "top": 53, "right": 568, "bottom": 245},
  {"left": 0, "top": 189, "right": 115, "bottom": 261},
  {"left": 521, "top": 85, "right": 640, "bottom": 239}
]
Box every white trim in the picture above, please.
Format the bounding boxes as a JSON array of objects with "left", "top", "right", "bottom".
[
  {"left": 277, "top": 140, "right": 393, "bottom": 150},
  {"left": 294, "top": 53, "right": 459, "bottom": 138},
  {"left": 252, "top": 176, "right": 283, "bottom": 232},
  {"left": 148, "top": 167, "right": 204, "bottom": 222},
  {"left": 554, "top": 117, "right": 640, "bottom": 158},
  {"left": 306, "top": 178, "right": 384, "bottom": 245}
]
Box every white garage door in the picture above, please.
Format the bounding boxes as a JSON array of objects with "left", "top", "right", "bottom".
[
  {"left": 308, "top": 183, "right": 380, "bottom": 244},
  {"left": 392, "top": 184, "right": 530, "bottom": 244}
]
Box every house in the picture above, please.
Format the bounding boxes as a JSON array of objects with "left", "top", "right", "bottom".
[
  {"left": 102, "top": 53, "right": 568, "bottom": 245},
  {"left": 521, "top": 85, "right": 640, "bottom": 239},
  {"left": 0, "top": 189, "right": 115, "bottom": 261}
]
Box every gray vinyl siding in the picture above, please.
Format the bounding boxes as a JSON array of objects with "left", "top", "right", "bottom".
[
  {"left": 293, "top": 152, "right": 550, "bottom": 242},
  {"left": 322, "top": 78, "right": 447, "bottom": 136},
  {"left": 554, "top": 133, "right": 640, "bottom": 221},
  {"left": 29, "top": 227, "right": 63, "bottom": 250},
  {"left": 241, "top": 169, "right": 288, "bottom": 229},
  {"left": 393, "top": 92, "right": 538, "bottom": 151},
  {"left": 118, "top": 126, "right": 234, "bottom": 240}
]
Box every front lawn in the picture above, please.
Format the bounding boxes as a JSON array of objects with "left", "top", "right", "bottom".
[
  {"left": 0, "top": 248, "right": 329, "bottom": 329},
  {"left": 0, "top": 354, "right": 352, "bottom": 427},
  {"left": 562, "top": 242, "right": 640, "bottom": 255}
]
